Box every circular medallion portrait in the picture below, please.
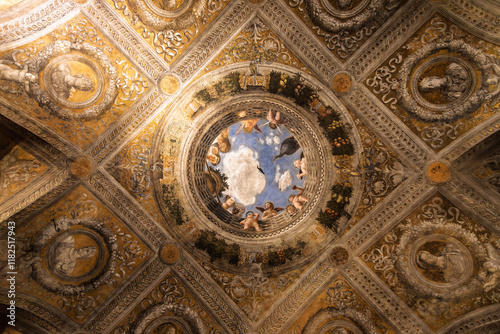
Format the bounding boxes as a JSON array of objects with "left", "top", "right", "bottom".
[
  {"left": 410, "top": 234, "right": 474, "bottom": 289},
  {"left": 32, "top": 218, "right": 117, "bottom": 295},
  {"left": 397, "top": 41, "right": 495, "bottom": 122},
  {"left": 45, "top": 228, "right": 106, "bottom": 282},
  {"left": 43, "top": 55, "right": 104, "bottom": 109},
  {"left": 411, "top": 56, "right": 475, "bottom": 111}
]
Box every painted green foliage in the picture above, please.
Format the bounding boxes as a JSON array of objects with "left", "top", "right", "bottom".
[
  {"left": 318, "top": 112, "right": 354, "bottom": 156},
  {"left": 162, "top": 184, "right": 185, "bottom": 225},
  {"left": 194, "top": 72, "right": 242, "bottom": 105},
  {"left": 268, "top": 71, "right": 315, "bottom": 108},
  {"left": 195, "top": 230, "right": 241, "bottom": 265},
  {"left": 317, "top": 184, "right": 353, "bottom": 233},
  {"left": 268, "top": 241, "right": 307, "bottom": 267}
]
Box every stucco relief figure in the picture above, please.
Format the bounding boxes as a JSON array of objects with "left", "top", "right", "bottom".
[
  {"left": 0, "top": 238, "right": 40, "bottom": 282},
  {"left": 0, "top": 59, "right": 38, "bottom": 93},
  {"left": 0, "top": 148, "right": 41, "bottom": 202},
  {"left": 418, "top": 62, "right": 469, "bottom": 102},
  {"left": 482, "top": 243, "right": 500, "bottom": 292},
  {"left": 152, "top": 323, "right": 176, "bottom": 334},
  {"left": 416, "top": 243, "right": 466, "bottom": 284},
  {"left": 53, "top": 235, "right": 97, "bottom": 276},
  {"left": 256, "top": 202, "right": 284, "bottom": 220},
  {"left": 288, "top": 185, "right": 309, "bottom": 211},
  {"left": 206, "top": 145, "right": 220, "bottom": 165},
  {"left": 50, "top": 63, "right": 95, "bottom": 100}
]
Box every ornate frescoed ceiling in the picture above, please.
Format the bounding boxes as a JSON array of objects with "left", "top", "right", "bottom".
[{"left": 0, "top": 0, "right": 499, "bottom": 333}]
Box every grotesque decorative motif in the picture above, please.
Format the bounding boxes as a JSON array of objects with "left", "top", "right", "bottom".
[
  {"left": 362, "top": 195, "right": 500, "bottom": 331},
  {"left": 287, "top": 278, "right": 391, "bottom": 334},
  {"left": 366, "top": 14, "right": 500, "bottom": 151},
  {"left": 31, "top": 217, "right": 117, "bottom": 294},
  {"left": 112, "top": 274, "right": 223, "bottom": 334},
  {"left": 110, "top": 0, "right": 230, "bottom": 62},
  {"left": 0, "top": 146, "right": 46, "bottom": 204},
  {"left": 288, "top": 0, "right": 404, "bottom": 59},
  {"left": 0, "top": 41, "right": 118, "bottom": 120}
]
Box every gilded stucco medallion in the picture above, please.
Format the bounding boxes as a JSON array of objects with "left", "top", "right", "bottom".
[{"left": 31, "top": 217, "right": 117, "bottom": 295}]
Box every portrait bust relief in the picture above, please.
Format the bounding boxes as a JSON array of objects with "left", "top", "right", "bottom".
[
  {"left": 52, "top": 235, "right": 97, "bottom": 277},
  {"left": 46, "top": 228, "right": 103, "bottom": 282},
  {"left": 43, "top": 54, "right": 104, "bottom": 109}
]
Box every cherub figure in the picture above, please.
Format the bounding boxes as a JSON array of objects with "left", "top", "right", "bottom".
[
  {"left": 288, "top": 185, "right": 309, "bottom": 211},
  {"left": 0, "top": 59, "right": 38, "bottom": 93},
  {"left": 241, "top": 211, "right": 262, "bottom": 231},
  {"left": 294, "top": 153, "right": 307, "bottom": 179},
  {"left": 256, "top": 202, "right": 284, "bottom": 220},
  {"left": 263, "top": 108, "right": 288, "bottom": 134},
  {"left": 483, "top": 243, "right": 500, "bottom": 292},
  {"left": 286, "top": 205, "right": 297, "bottom": 216},
  {"left": 236, "top": 119, "right": 263, "bottom": 135},
  {"left": 215, "top": 128, "right": 231, "bottom": 153}
]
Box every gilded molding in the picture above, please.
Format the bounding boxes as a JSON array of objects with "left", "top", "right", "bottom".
[
  {"left": 442, "top": 117, "right": 500, "bottom": 164},
  {"left": 344, "top": 89, "right": 431, "bottom": 170},
  {"left": 172, "top": 0, "right": 252, "bottom": 82},
  {"left": 86, "top": 171, "right": 165, "bottom": 248},
  {"left": 175, "top": 259, "right": 249, "bottom": 334},
  {"left": 347, "top": 0, "right": 433, "bottom": 80},
  {"left": 0, "top": 170, "right": 73, "bottom": 223},
  {"left": 87, "top": 88, "right": 163, "bottom": 165},
  {"left": 441, "top": 0, "right": 500, "bottom": 44},
  {"left": 83, "top": 0, "right": 167, "bottom": 81},
  {"left": 345, "top": 259, "right": 432, "bottom": 334},
  {"left": 0, "top": 292, "right": 76, "bottom": 333},
  {"left": 8, "top": 176, "right": 78, "bottom": 224},
  {"left": 261, "top": 0, "right": 337, "bottom": 81},
  {"left": 441, "top": 179, "right": 500, "bottom": 230},
  {"left": 0, "top": 102, "right": 78, "bottom": 158},
  {"left": 0, "top": 0, "right": 77, "bottom": 50},
  {"left": 257, "top": 260, "right": 334, "bottom": 333},
  {"left": 344, "top": 175, "right": 433, "bottom": 255},
  {"left": 85, "top": 258, "right": 167, "bottom": 333}
]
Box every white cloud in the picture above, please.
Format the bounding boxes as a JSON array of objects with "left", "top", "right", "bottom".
[
  {"left": 274, "top": 165, "right": 292, "bottom": 192},
  {"left": 222, "top": 146, "right": 266, "bottom": 205},
  {"left": 279, "top": 170, "right": 292, "bottom": 192},
  {"left": 265, "top": 136, "right": 273, "bottom": 146},
  {"left": 273, "top": 135, "right": 281, "bottom": 145}
]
